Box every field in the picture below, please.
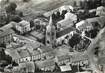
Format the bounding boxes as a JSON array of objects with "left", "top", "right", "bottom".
[{"left": 12, "top": 0, "right": 81, "bottom": 20}]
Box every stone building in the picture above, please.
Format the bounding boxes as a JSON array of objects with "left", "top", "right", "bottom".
[
  {"left": 46, "top": 16, "right": 56, "bottom": 48},
  {"left": 0, "top": 29, "right": 14, "bottom": 46},
  {"left": 13, "top": 20, "right": 31, "bottom": 34}
]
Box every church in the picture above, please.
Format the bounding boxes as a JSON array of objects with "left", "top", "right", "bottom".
[{"left": 45, "top": 16, "right": 76, "bottom": 48}]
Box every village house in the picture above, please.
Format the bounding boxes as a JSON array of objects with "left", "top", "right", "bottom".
[
  {"left": 5, "top": 48, "right": 21, "bottom": 63},
  {"left": 26, "top": 41, "right": 44, "bottom": 54},
  {"left": 76, "top": 16, "right": 105, "bottom": 32},
  {"left": 0, "top": 28, "right": 14, "bottom": 46},
  {"left": 76, "top": 20, "right": 93, "bottom": 31},
  {"left": 12, "top": 61, "right": 35, "bottom": 73},
  {"left": 31, "top": 45, "right": 54, "bottom": 61},
  {"left": 57, "top": 11, "right": 77, "bottom": 30},
  {"left": 13, "top": 20, "right": 31, "bottom": 34},
  {"left": 35, "top": 59, "right": 55, "bottom": 72},
  {"left": 17, "top": 49, "right": 31, "bottom": 63},
  {"left": 0, "top": 21, "right": 14, "bottom": 31},
  {"left": 86, "top": 16, "right": 105, "bottom": 28},
  {"left": 55, "top": 54, "right": 72, "bottom": 66},
  {"left": 71, "top": 53, "right": 89, "bottom": 66},
  {"left": 29, "top": 30, "right": 45, "bottom": 41}
]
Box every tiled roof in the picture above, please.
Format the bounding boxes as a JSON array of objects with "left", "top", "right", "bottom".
[
  {"left": 38, "top": 45, "right": 53, "bottom": 53},
  {"left": 29, "top": 31, "right": 44, "bottom": 40},
  {"left": 27, "top": 41, "right": 43, "bottom": 50},
  {"left": 0, "top": 22, "right": 14, "bottom": 31},
  {"left": 86, "top": 16, "right": 105, "bottom": 28},
  {"left": 5, "top": 49, "right": 21, "bottom": 60},
  {"left": 35, "top": 59, "right": 55, "bottom": 69},
  {"left": 31, "top": 49, "right": 40, "bottom": 56},
  {"left": 56, "top": 27, "right": 75, "bottom": 38},
  {"left": 0, "top": 28, "right": 14, "bottom": 38},
  {"left": 17, "top": 49, "right": 30, "bottom": 58},
  {"left": 71, "top": 53, "right": 89, "bottom": 62},
  {"left": 56, "top": 54, "right": 72, "bottom": 62}
]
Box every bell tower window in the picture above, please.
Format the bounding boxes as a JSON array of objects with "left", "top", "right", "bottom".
[{"left": 47, "top": 40, "right": 50, "bottom": 44}]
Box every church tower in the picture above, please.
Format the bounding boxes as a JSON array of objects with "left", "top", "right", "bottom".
[{"left": 46, "top": 16, "right": 56, "bottom": 48}]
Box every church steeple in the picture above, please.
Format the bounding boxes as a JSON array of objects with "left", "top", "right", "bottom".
[
  {"left": 49, "top": 15, "right": 53, "bottom": 26},
  {"left": 45, "top": 16, "right": 56, "bottom": 48}
]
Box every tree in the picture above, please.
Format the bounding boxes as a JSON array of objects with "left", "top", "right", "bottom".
[
  {"left": 5, "top": 2, "right": 17, "bottom": 13},
  {"left": 0, "top": 48, "right": 17, "bottom": 72},
  {"left": 12, "top": 61, "right": 18, "bottom": 67},
  {"left": 0, "top": 9, "right": 7, "bottom": 27}
]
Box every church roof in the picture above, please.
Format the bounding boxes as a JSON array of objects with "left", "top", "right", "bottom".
[{"left": 56, "top": 27, "right": 75, "bottom": 38}]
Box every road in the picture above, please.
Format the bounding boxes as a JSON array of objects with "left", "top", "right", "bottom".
[{"left": 86, "top": 27, "right": 105, "bottom": 73}]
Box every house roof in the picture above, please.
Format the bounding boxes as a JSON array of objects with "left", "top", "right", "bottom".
[
  {"left": 18, "top": 20, "right": 30, "bottom": 27},
  {"left": 71, "top": 53, "right": 89, "bottom": 63},
  {"left": 38, "top": 45, "right": 53, "bottom": 53},
  {"left": 17, "top": 49, "right": 30, "bottom": 58},
  {"left": 19, "top": 61, "right": 35, "bottom": 72},
  {"left": 56, "top": 27, "right": 75, "bottom": 38},
  {"left": 30, "top": 31, "right": 44, "bottom": 40},
  {"left": 86, "top": 16, "right": 105, "bottom": 28},
  {"left": 0, "top": 22, "right": 14, "bottom": 31},
  {"left": 5, "top": 49, "right": 21, "bottom": 60},
  {"left": 35, "top": 59, "right": 55, "bottom": 69},
  {"left": 31, "top": 49, "right": 40, "bottom": 56},
  {"left": 56, "top": 54, "right": 72, "bottom": 62},
  {"left": 0, "top": 28, "right": 14, "bottom": 38},
  {"left": 26, "top": 41, "right": 43, "bottom": 53}
]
